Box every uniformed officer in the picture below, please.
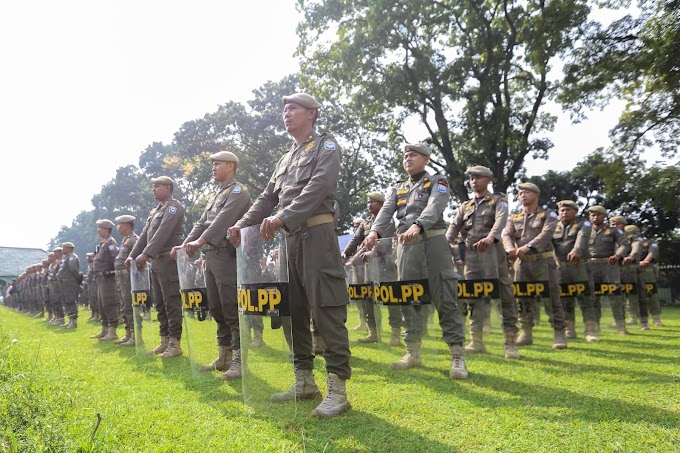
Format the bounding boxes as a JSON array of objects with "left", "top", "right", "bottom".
[
  {"left": 85, "top": 253, "right": 98, "bottom": 322},
  {"left": 342, "top": 192, "right": 401, "bottom": 345},
  {"left": 173, "top": 150, "right": 252, "bottom": 380},
  {"left": 48, "top": 247, "right": 65, "bottom": 325},
  {"left": 587, "top": 206, "right": 631, "bottom": 335},
  {"left": 502, "top": 182, "right": 567, "bottom": 348},
  {"left": 610, "top": 216, "right": 643, "bottom": 325},
  {"left": 42, "top": 254, "right": 55, "bottom": 322},
  {"left": 552, "top": 200, "right": 599, "bottom": 341},
  {"left": 635, "top": 228, "right": 663, "bottom": 328},
  {"left": 89, "top": 219, "right": 120, "bottom": 340},
  {"left": 345, "top": 217, "right": 367, "bottom": 332},
  {"left": 57, "top": 242, "right": 81, "bottom": 329},
  {"left": 446, "top": 165, "right": 520, "bottom": 359},
  {"left": 228, "top": 93, "right": 351, "bottom": 418},
  {"left": 365, "top": 143, "right": 469, "bottom": 378},
  {"left": 114, "top": 215, "right": 138, "bottom": 346},
  {"left": 127, "top": 176, "right": 185, "bottom": 358}
]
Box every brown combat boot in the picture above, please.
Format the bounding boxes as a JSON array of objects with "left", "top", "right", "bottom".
[
  {"left": 464, "top": 328, "right": 486, "bottom": 353},
  {"left": 565, "top": 320, "right": 577, "bottom": 339},
  {"left": 119, "top": 332, "right": 136, "bottom": 347},
  {"left": 504, "top": 331, "right": 520, "bottom": 359},
  {"left": 50, "top": 317, "right": 65, "bottom": 326},
  {"left": 640, "top": 319, "right": 650, "bottom": 330},
  {"left": 150, "top": 336, "right": 169, "bottom": 355},
  {"left": 552, "top": 329, "right": 568, "bottom": 349},
  {"left": 251, "top": 329, "right": 265, "bottom": 348},
  {"left": 90, "top": 325, "right": 107, "bottom": 339},
  {"left": 160, "top": 337, "right": 183, "bottom": 358},
  {"left": 516, "top": 327, "right": 533, "bottom": 346},
  {"left": 391, "top": 342, "right": 422, "bottom": 370},
  {"left": 200, "top": 346, "right": 232, "bottom": 372},
  {"left": 219, "top": 350, "right": 242, "bottom": 380},
  {"left": 652, "top": 316, "right": 664, "bottom": 327},
  {"left": 310, "top": 373, "right": 351, "bottom": 418},
  {"left": 313, "top": 334, "right": 325, "bottom": 355},
  {"left": 114, "top": 328, "right": 132, "bottom": 345},
  {"left": 357, "top": 326, "right": 378, "bottom": 343},
  {"left": 99, "top": 327, "right": 119, "bottom": 341},
  {"left": 584, "top": 321, "right": 600, "bottom": 342},
  {"left": 449, "top": 344, "right": 469, "bottom": 380},
  {"left": 616, "top": 321, "right": 630, "bottom": 335},
  {"left": 388, "top": 327, "right": 402, "bottom": 347},
  {"left": 63, "top": 319, "right": 77, "bottom": 329},
  {"left": 271, "top": 369, "right": 322, "bottom": 403}
]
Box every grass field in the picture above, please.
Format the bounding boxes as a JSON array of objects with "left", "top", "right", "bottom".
[{"left": 1, "top": 304, "right": 679, "bottom": 452}]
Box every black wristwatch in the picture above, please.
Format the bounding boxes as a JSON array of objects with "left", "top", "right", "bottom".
[{"left": 413, "top": 220, "right": 423, "bottom": 232}]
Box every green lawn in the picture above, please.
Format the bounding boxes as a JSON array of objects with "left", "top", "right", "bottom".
[{"left": 1, "top": 304, "right": 679, "bottom": 452}]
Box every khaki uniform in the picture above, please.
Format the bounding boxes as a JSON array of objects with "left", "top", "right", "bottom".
[
  {"left": 186, "top": 177, "right": 251, "bottom": 351},
  {"left": 57, "top": 252, "right": 81, "bottom": 321},
  {"left": 372, "top": 172, "right": 466, "bottom": 345},
  {"left": 235, "top": 131, "right": 351, "bottom": 380},
  {"left": 446, "top": 193, "right": 518, "bottom": 335},
  {"left": 130, "top": 198, "right": 185, "bottom": 339},
  {"left": 502, "top": 207, "right": 566, "bottom": 331},
  {"left": 94, "top": 237, "right": 119, "bottom": 328},
  {"left": 639, "top": 238, "right": 661, "bottom": 322},
  {"left": 40, "top": 268, "right": 51, "bottom": 317},
  {"left": 49, "top": 260, "right": 63, "bottom": 319},
  {"left": 621, "top": 231, "right": 643, "bottom": 321},
  {"left": 87, "top": 263, "right": 98, "bottom": 317},
  {"left": 588, "top": 226, "right": 631, "bottom": 328},
  {"left": 115, "top": 233, "right": 138, "bottom": 332}
]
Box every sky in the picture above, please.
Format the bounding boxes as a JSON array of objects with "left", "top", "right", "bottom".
[{"left": 0, "top": 1, "right": 656, "bottom": 250}]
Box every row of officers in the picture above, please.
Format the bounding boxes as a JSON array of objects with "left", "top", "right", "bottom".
[{"left": 1, "top": 93, "right": 666, "bottom": 420}]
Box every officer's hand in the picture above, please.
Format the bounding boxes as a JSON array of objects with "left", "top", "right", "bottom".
[
  {"left": 227, "top": 227, "right": 241, "bottom": 247},
  {"left": 135, "top": 254, "right": 149, "bottom": 271},
  {"left": 623, "top": 256, "right": 634, "bottom": 266},
  {"left": 260, "top": 217, "right": 283, "bottom": 241},
  {"left": 608, "top": 255, "right": 621, "bottom": 265},
  {"left": 170, "top": 245, "right": 183, "bottom": 260},
  {"left": 473, "top": 236, "right": 494, "bottom": 253},
  {"left": 516, "top": 245, "right": 530, "bottom": 258},
  {"left": 124, "top": 257, "right": 133, "bottom": 271},
  {"left": 364, "top": 232, "right": 379, "bottom": 251},
  {"left": 640, "top": 260, "right": 650, "bottom": 268},
  {"left": 360, "top": 250, "right": 371, "bottom": 263},
  {"left": 399, "top": 224, "right": 421, "bottom": 244},
  {"left": 341, "top": 253, "right": 347, "bottom": 260},
  {"left": 507, "top": 249, "right": 518, "bottom": 261},
  {"left": 185, "top": 239, "right": 205, "bottom": 258},
  {"left": 567, "top": 251, "right": 581, "bottom": 265}
]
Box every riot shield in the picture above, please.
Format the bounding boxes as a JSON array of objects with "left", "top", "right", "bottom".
[
  {"left": 368, "top": 238, "right": 430, "bottom": 352},
  {"left": 176, "top": 248, "right": 211, "bottom": 375},
  {"left": 130, "top": 265, "right": 158, "bottom": 355},
  {"left": 237, "top": 225, "right": 294, "bottom": 408},
  {"left": 346, "top": 258, "right": 382, "bottom": 343}
]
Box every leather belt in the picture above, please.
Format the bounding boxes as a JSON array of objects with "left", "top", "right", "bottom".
[
  {"left": 95, "top": 271, "right": 116, "bottom": 277},
  {"left": 521, "top": 251, "right": 555, "bottom": 262},
  {"left": 425, "top": 229, "right": 446, "bottom": 239},
  {"left": 285, "top": 213, "right": 334, "bottom": 236},
  {"left": 589, "top": 258, "right": 610, "bottom": 264},
  {"left": 115, "top": 269, "right": 128, "bottom": 275}
]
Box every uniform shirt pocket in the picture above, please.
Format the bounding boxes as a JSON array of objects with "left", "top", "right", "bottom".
[{"left": 295, "top": 153, "right": 315, "bottom": 183}]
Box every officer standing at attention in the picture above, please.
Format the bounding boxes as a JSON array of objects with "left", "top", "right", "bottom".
[
  {"left": 89, "top": 219, "right": 120, "bottom": 341},
  {"left": 41, "top": 255, "right": 54, "bottom": 322},
  {"left": 57, "top": 242, "right": 81, "bottom": 329},
  {"left": 552, "top": 200, "right": 599, "bottom": 341},
  {"left": 365, "top": 143, "right": 469, "bottom": 379},
  {"left": 446, "top": 165, "right": 520, "bottom": 359},
  {"left": 635, "top": 227, "right": 664, "bottom": 329},
  {"left": 85, "top": 253, "right": 99, "bottom": 322},
  {"left": 587, "top": 206, "right": 631, "bottom": 335},
  {"left": 342, "top": 192, "right": 401, "bottom": 345},
  {"left": 610, "top": 216, "right": 643, "bottom": 325},
  {"left": 49, "top": 247, "right": 65, "bottom": 325},
  {"left": 113, "top": 215, "right": 138, "bottom": 346},
  {"left": 228, "top": 93, "right": 351, "bottom": 418},
  {"left": 502, "top": 182, "right": 567, "bottom": 349},
  {"left": 173, "top": 150, "right": 252, "bottom": 380},
  {"left": 127, "top": 176, "right": 185, "bottom": 358}
]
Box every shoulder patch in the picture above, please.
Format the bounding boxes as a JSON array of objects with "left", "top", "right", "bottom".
[
  {"left": 618, "top": 229, "right": 624, "bottom": 235},
  {"left": 232, "top": 186, "right": 242, "bottom": 194},
  {"left": 168, "top": 206, "right": 177, "bottom": 215},
  {"left": 305, "top": 140, "right": 315, "bottom": 152},
  {"left": 108, "top": 244, "right": 115, "bottom": 251},
  {"left": 549, "top": 211, "right": 558, "bottom": 218},
  {"left": 324, "top": 140, "right": 336, "bottom": 151},
  {"left": 583, "top": 221, "right": 591, "bottom": 227},
  {"left": 69, "top": 256, "right": 74, "bottom": 261},
  {"left": 651, "top": 243, "right": 658, "bottom": 248},
  {"left": 437, "top": 183, "right": 447, "bottom": 193}
]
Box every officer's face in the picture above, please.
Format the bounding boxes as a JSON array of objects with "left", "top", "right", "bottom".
[
  {"left": 212, "top": 160, "right": 233, "bottom": 183},
  {"left": 518, "top": 189, "right": 538, "bottom": 206},
  {"left": 367, "top": 199, "right": 383, "bottom": 215},
  {"left": 403, "top": 151, "right": 428, "bottom": 175},
  {"left": 48, "top": 254, "right": 55, "bottom": 264},
  {"left": 611, "top": 220, "right": 625, "bottom": 229},
  {"left": 283, "top": 102, "right": 316, "bottom": 135},
  {"left": 589, "top": 212, "right": 605, "bottom": 226},
  {"left": 97, "top": 226, "right": 110, "bottom": 239},
  {"left": 54, "top": 251, "right": 63, "bottom": 260},
  {"left": 62, "top": 247, "right": 73, "bottom": 255},
  {"left": 152, "top": 183, "right": 172, "bottom": 201},
  {"left": 559, "top": 206, "right": 577, "bottom": 223},
  {"left": 469, "top": 175, "right": 491, "bottom": 192}
]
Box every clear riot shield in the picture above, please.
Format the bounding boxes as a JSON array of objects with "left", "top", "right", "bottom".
[
  {"left": 345, "top": 257, "right": 382, "bottom": 343},
  {"left": 369, "top": 238, "right": 431, "bottom": 352},
  {"left": 176, "top": 249, "right": 211, "bottom": 375},
  {"left": 130, "top": 265, "right": 158, "bottom": 355},
  {"left": 237, "top": 225, "right": 294, "bottom": 408}
]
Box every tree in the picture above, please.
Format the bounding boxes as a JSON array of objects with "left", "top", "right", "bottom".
[
  {"left": 561, "top": 0, "right": 680, "bottom": 157},
  {"left": 296, "top": 0, "right": 591, "bottom": 201}
]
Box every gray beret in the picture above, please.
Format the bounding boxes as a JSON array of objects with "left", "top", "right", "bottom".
[
  {"left": 517, "top": 182, "right": 540, "bottom": 193},
  {"left": 367, "top": 192, "right": 385, "bottom": 202},
  {"left": 151, "top": 176, "right": 174, "bottom": 186},
  {"left": 403, "top": 143, "right": 432, "bottom": 156},
  {"left": 588, "top": 205, "right": 607, "bottom": 215},
  {"left": 210, "top": 151, "right": 239, "bottom": 163},
  {"left": 96, "top": 219, "right": 115, "bottom": 229},
  {"left": 62, "top": 242, "right": 75, "bottom": 248},
  {"left": 282, "top": 93, "right": 321, "bottom": 109},
  {"left": 624, "top": 225, "right": 640, "bottom": 234},
  {"left": 466, "top": 165, "right": 493, "bottom": 177},
  {"left": 557, "top": 200, "right": 578, "bottom": 210},
  {"left": 115, "top": 215, "right": 136, "bottom": 224},
  {"left": 610, "top": 215, "right": 627, "bottom": 225},
  {"left": 53, "top": 247, "right": 63, "bottom": 252}
]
